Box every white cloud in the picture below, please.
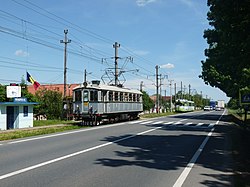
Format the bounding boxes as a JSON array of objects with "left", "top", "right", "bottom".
[
  {"left": 15, "top": 49, "right": 29, "bottom": 57},
  {"left": 134, "top": 50, "right": 149, "bottom": 56},
  {"left": 136, "top": 0, "right": 158, "bottom": 7},
  {"left": 160, "top": 63, "right": 175, "bottom": 69}
]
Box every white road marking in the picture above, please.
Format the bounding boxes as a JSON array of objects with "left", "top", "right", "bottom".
[
  {"left": 179, "top": 119, "right": 188, "bottom": 122},
  {"left": 208, "top": 123, "right": 215, "bottom": 128},
  {"left": 152, "top": 121, "right": 164, "bottom": 125},
  {"left": 129, "top": 120, "right": 143, "bottom": 124},
  {"left": 173, "top": 110, "right": 226, "bottom": 187},
  {"left": 196, "top": 123, "right": 204, "bottom": 127},
  {"left": 184, "top": 122, "right": 192, "bottom": 126},
  {"left": 0, "top": 126, "right": 162, "bottom": 180},
  {"left": 174, "top": 121, "right": 181, "bottom": 125},
  {"left": 140, "top": 121, "right": 154, "bottom": 125},
  {"left": 163, "top": 121, "right": 174, "bottom": 125}
]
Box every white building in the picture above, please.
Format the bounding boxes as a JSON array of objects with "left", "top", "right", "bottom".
[{"left": 0, "top": 98, "right": 37, "bottom": 130}]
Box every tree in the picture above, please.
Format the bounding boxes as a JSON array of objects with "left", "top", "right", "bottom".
[
  {"left": 142, "top": 91, "right": 154, "bottom": 111},
  {"left": 0, "top": 85, "right": 7, "bottom": 102},
  {"left": 200, "top": 0, "right": 250, "bottom": 98},
  {"left": 35, "top": 89, "right": 63, "bottom": 119}
]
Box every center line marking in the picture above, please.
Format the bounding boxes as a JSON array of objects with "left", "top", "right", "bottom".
[
  {"left": 173, "top": 110, "right": 226, "bottom": 187},
  {"left": 0, "top": 126, "right": 162, "bottom": 180}
]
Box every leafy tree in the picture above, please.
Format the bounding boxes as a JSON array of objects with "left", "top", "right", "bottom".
[
  {"left": 0, "top": 85, "right": 7, "bottom": 102},
  {"left": 200, "top": 0, "right": 250, "bottom": 98},
  {"left": 142, "top": 91, "right": 154, "bottom": 111},
  {"left": 20, "top": 77, "right": 37, "bottom": 102},
  {"left": 35, "top": 89, "right": 63, "bottom": 119}
]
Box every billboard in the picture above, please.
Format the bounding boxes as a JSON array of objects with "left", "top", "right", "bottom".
[{"left": 6, "top": 86, "right": 21, "bottom": 98}]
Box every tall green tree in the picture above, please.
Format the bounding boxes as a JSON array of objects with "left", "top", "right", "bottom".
[
  {"left": 0, "top": 85, "right": 7, "bottom": 102},
  {"left": 200, "top": 0, "right": 250, "bottom": 98},
  {"left": 35, "top": 89, "right": 63, "bottom": 119},
  {"left": 142, "top": 91, "right": 154, "bottom": 111}
]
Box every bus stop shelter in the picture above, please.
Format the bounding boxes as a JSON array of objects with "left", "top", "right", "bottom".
[{"left": 0, "top": 98, "right": 37, "bottom": 130}]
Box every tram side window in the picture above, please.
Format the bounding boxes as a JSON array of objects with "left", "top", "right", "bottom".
[
  {"left": 133, "top": 94, "right": 136, "bottom": 102},
  {"left": 109, "top": 91, "right": 113, "bottom": 101},
  {"left": 124, "top": 93, "right": 128, "bottom": 102},
  {"left": 90, "top": 90, "right": 98, "bottom": 101},
  {"left": 129, "top": 93, "right": 132, "bottom": 102},
  {"left": 120, "top": 92, "right": 123, "bottom": 101},
  {"left": 136, "top": 94, "right": 140, "bottom": 102},
  {"left": 83, "top": 90, "right": 88, "bottom": 102},
  {"left": 114, "top": 92, "right": 119, "bottom": 101},
  {"left": 101, "top": 90, "right": 107, "bottom": 102},
  {"left": 75, "top": 90, "right": 82, "bottom": 102}
]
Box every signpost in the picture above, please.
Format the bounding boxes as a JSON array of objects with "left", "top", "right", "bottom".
[{"left": 239, "top": 87, "right": 250, "bottom": 122}]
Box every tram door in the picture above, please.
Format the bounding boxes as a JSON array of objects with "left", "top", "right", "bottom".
[{"left": 83, "top": 90, "right": 89, "bottom": 113}]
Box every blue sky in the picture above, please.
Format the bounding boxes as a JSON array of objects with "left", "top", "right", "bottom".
[{"left": 0, "top": 0, "right": 230, "bottom": 102}]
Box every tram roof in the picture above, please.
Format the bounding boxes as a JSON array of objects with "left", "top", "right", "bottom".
[{"left": 73, "top": 83, "right": 142, "bottom": 94}]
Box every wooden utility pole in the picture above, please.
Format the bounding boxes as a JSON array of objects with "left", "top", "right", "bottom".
[{"left": 60, "top": 29, "right": 71, "bottom": 98}]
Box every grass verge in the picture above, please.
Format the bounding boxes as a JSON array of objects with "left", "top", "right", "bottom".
[
  {"left": 141, "top": 112, "right": 176, "bottom": 118},
  {"left": 0, "top": 120, "right": 85, "bottom": 141},
  {"left": 227, "top": 112, "right": 250, "bottom": 187}
]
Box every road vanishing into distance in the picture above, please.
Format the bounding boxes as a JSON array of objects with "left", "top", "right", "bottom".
[{"left": 0, "top": 110, "right": 233, "bottom": 187}]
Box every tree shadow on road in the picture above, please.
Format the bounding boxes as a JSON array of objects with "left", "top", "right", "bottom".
[{"left": 95, "top": 123, "right": 236, "bottom": 186}]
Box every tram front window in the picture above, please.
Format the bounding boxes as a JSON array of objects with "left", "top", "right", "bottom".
[{"left": 83, "top": 90, "right": 89, "bottom": 102}]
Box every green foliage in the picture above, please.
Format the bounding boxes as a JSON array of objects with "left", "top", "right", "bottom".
[
  {"left": 200, "top": 0, "right": 250, "bottom": 98},
  {"left": 142, "top": 91, "right": 154, "bottom": 111},
  {"left": 0, "top": 85, "right": 7, "bottom": 102},
  {"left": 228, "top": 98, "right": 239, "bottom": 109},
  {"left": 35, "top": 89, "right": 63, "bottom": 120}
]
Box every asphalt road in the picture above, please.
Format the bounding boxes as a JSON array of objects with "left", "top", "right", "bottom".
[{"left": 0, "top": 110, "right": 233, "bottom": 187}]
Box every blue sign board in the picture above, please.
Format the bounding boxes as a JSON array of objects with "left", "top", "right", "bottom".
[
  {"left": 240, "top": 88, "right": 250, "bottom": 105},
  {"left": 14, "top": 97, "right": 27, "bottom": 103},
  {"left": 241, "top": 93, "right": 250, "bottom": 104}
]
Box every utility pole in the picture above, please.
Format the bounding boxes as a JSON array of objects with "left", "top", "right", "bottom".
[
  {"left": 60, "top": 29, "right": 71, "bottom": 98},
  {"left": 140, "top": 81, "right": 144, "bottom": 92},
  {"left": 84, "top": 69, "right": 87, "bottom": 83},
  {"left": 169, "top": 80, "right": 174, "bottom": 112},
  {"left": 174, "top": 82, "right": 177, "bottom": 111},
  {"left": 155, "top": 65, "right": 160, "bottom": 113},
  {"left": 113, "top": 42, "right": 120, "bottom": 86},
  {"left": 188, "top": 84, "right": 191, "bottom": 100},
  {"left": 180, "top": 81, "right": 183, "bottom": 99}
]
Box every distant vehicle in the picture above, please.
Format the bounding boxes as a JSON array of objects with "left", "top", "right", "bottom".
[
  {"left": 209, "top": 100, "right": 216, "bottom": 110},
  {"left": 215, "top": 107, "right": 221, "bottom": 111},
  {"left": 175, "top": 99, "right": 195, "bottom": 112},
  {"left": 217, "top": 100, "right": 225, "bottom": 109},
  {"left": 204, "top": 106, "right": 211, "bottom": 111}
]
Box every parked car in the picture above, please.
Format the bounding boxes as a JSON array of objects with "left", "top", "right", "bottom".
[{"left": 204, "top": 106, "right": 211, "bottom": 111}]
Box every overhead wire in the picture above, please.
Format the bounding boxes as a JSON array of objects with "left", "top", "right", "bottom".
[{"left": 2, "top": 0, "right": 161, "bottom": 86}]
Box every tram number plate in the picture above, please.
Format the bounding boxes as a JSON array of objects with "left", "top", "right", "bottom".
[{"left": 84, "top": 102, "right": 88, "bottom": 106}]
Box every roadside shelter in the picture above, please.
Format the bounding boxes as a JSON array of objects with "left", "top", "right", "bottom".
[{"left": 0, "top": 98, "right": 37, "bottom": 130}]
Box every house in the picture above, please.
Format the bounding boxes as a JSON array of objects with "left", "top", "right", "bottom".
[{"left": 27, "top": 83, "right": 80, "bottom": 96}]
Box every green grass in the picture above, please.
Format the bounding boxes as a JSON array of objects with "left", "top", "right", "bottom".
[
  {"left": 228, "top": 109, "right": 250, "bottom": 126},
  {"left": 0, "top": 125, "right": 83, "bottom": 141},
  {"left": 141, "top": 112, "right": 176, "bottom": 118},
  {"left": 34, "top": 120, "right": 77, "bottom": 127}
]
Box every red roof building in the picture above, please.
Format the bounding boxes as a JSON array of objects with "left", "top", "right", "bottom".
[{"left": 27, "top": 84, "right": 80, "bottom": 96}]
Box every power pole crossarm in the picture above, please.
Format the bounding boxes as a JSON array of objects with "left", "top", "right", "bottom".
[{"left": 60, "top": 29, "right": 71, "bottom": 98}]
